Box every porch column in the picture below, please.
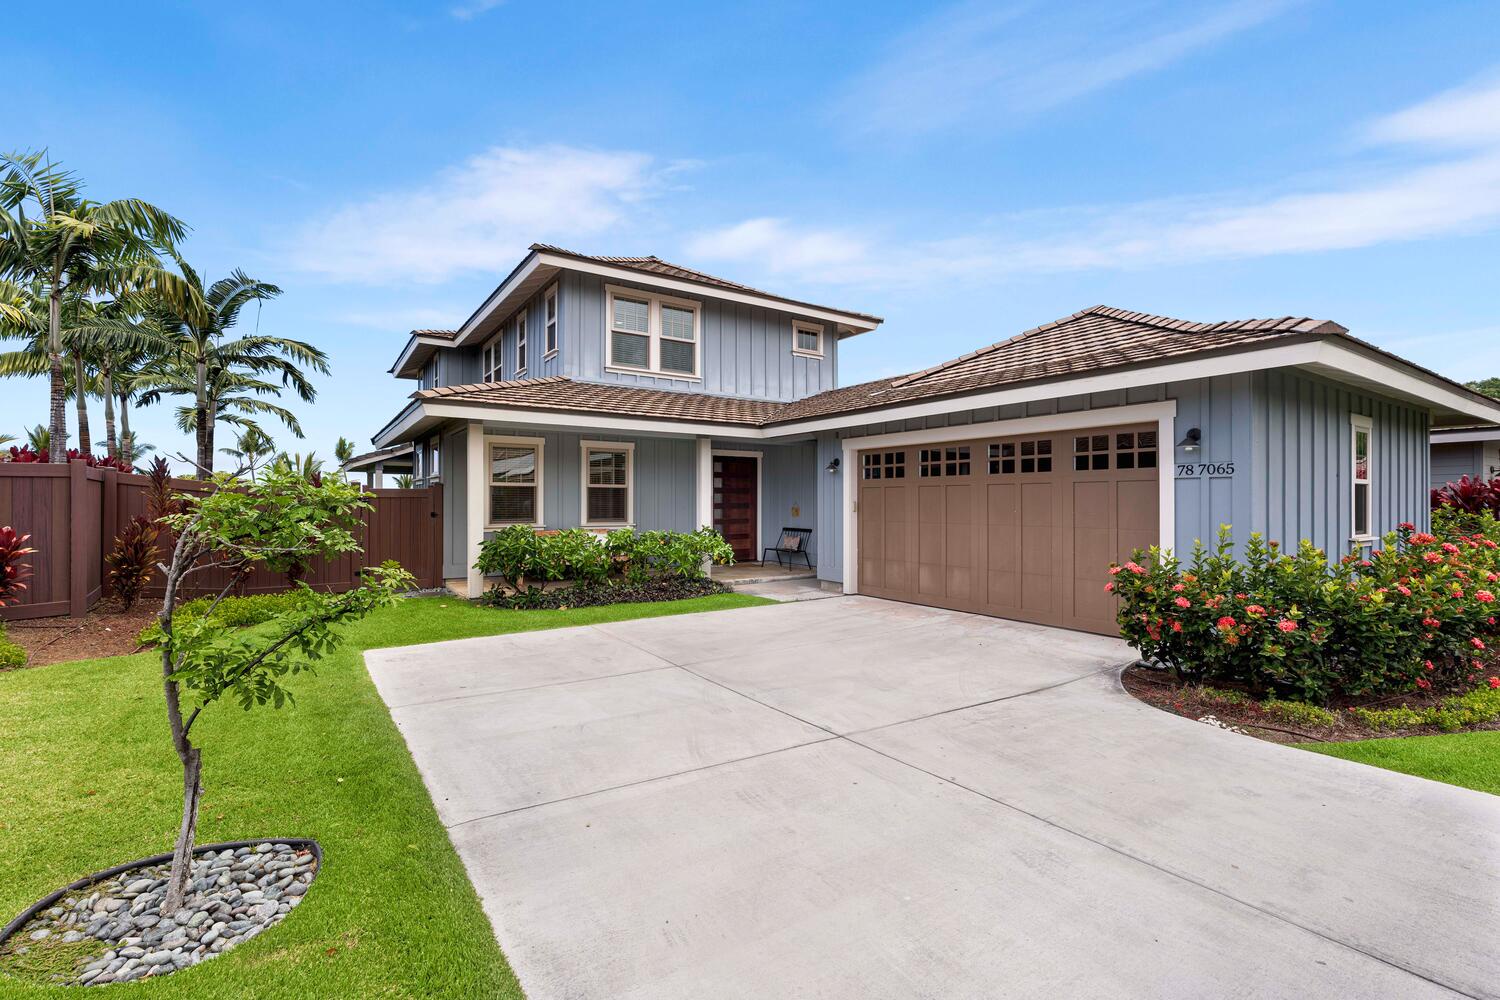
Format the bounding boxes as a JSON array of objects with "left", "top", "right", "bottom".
[
  {"left": 466, "top": 422, "right": 487, "bottom": 598},
  {"left": 372, "top": 462, "right": 384, "bottom": 489},
  {"left": 695, "top": 437, "right": 713, "bottom": 530}
]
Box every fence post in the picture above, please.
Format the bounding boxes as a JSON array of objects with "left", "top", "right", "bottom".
[
  {"left": 100, "top": 467, "right": 118, "bottom": 599},
  {"left": 69, "top": 460, "right": 88, "bottom": 617}
]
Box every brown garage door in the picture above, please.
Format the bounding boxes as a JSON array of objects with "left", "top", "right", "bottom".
[{"left": 856, "top": 424, "right": 1159, "bottom": 635}]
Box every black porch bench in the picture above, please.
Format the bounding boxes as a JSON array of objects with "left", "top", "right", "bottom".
[{"left": 762, "top": 527, "right": 813, "bottom": 570}]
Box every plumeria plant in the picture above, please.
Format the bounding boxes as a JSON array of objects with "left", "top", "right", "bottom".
[{"left": 1111, "top": 521, "right": 1500, "bottom": 704}]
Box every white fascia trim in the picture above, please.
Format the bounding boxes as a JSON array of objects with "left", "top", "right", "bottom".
[
  {"left": 838, "top": 401, "right": 1177, "bottom": 596},
  {"left": 456, "top": 255, "right": 546, "bottom": 347},
  {"left": 1431, "top": 429, "right": 1500, "bottom": 444},
  {"left": 540, "top": 254, "right": 881, "bottom": 332},
  {"left": 385, "top": 401, "right": 767, "bottom": 442},
  {"left": 390, "top": 335, "right": 457, "bottom": 377},
  {"left": 1310, "top": 339, "right": 1500, "bottom": 425},
  {"left": 580, "top": 439, "right": 636, "bottom": 528}
]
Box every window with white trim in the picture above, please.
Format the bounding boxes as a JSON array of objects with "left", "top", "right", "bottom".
[
  {"left": 582, "top": 441, "right": 633, "bottom": 525},
  {"left": 792, "top": 321, "right": 824, "bottom": 358},
  {"left": 428, "top": 436, "right": 440, "bottom": 481},
  {"left": 487, "top": 439, "right": 542, "bottom": 526},
  {"left": 1352, "top": 414, "right": 1373, "bottom": 539},
  {"left": 544, "top": 284, "right": 558, "bottom": 355},
  {"left": 481, "top": 334, "right": 502, "bottom": 382},
  {"left": 515, "top": 309, "right": 528, "bottom": 375},
  {"left": 605, "top": 285, "right": 700, "bottom": 378}
]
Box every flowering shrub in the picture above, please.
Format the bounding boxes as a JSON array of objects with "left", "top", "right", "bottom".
[
  {"left": 1111, "top": 524, "right": 1500, "bottom": 703},
  {"left": 474, "top": 525, "right": 735, "bottom": 600},
  {"left": 4, "top": 445, "right": 133, "bottom": 472}
]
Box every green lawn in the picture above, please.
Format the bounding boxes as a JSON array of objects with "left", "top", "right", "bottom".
[
  {"left": 0, "top": 592, "right": 772, "bottom": 998},
  {"left": 1301, "top": 731, "right": 1500, "bottom": 795}
]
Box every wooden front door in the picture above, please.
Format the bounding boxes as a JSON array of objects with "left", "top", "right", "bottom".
[{"left": 713, "top": 456, "right": 758, "bottom": 562}]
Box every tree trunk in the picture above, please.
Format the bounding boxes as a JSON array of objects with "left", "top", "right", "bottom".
[
  {"left": 73, "top": 352, "right": 91, "bottom": 456},
  {"left": 119, "top": 394, "right": 133, "bottom": 466},
  {"left": 160, "top": 527, "right": 201, "bottom": 916},
  {"left": 195, "top": 359, "right": 211, "bottom": 476},
  {"left": 103, "top": 367, "right": 117, "bottom": 461},
  {"left": 48, "top": 290, "right": 67, "bottom": 462}
]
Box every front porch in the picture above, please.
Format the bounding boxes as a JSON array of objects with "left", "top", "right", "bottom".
[{"left": 710, "top": 561, "right": 819, "bottom": 586}]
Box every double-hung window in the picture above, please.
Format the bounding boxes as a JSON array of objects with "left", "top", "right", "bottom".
[
  {"left": 605, "top": 285, "right": 700, "bottom": 378},
  {"left": 582, "top": 441, "right": 633, "bottom": 526},
  {"left": 481, "top": 335, "right": 502, "bottom": 382},
  {"left": 487, "top": 437, "right": 543, "bottom": 526},
  {"left": 792, "top": 320, "right": 824, "bottom": 358},
  {"left": 515, "top": 309, "right": 528, "bottom": 376},
  {"left": 1351, "top": 414, "right": 1373, "bottom": 540},
  {"left": 544, "top": 284, "right": 558, "bottom": 355}
]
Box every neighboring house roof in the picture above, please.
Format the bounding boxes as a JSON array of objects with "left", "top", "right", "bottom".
[
  {"left": 416, "top": 376, "right": 783, "bottom": 426},
  {"left": 379, "top": 305, "right": 1500, "bottom": 444},
  {"left": 342, "top": 443, "right": 415, "bottom": 471},
  {"left": 528, "top": 244, "right": 884, "bottom": 325},
  {"left": 410, "top": 329, "right": 457, "bottom": 340},
  {"left": 1431, "top": 425, "right": 1500, "bottom": 443}
]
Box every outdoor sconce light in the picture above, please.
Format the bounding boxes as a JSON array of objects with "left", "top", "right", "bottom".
[
  {"left": 825, "top": 457, "right": 841, "bottom": 473},
  {"left": 1177, "top": 427, "right": 1202, "bottom": 452}
]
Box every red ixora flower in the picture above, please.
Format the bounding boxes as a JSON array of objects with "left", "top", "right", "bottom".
[
  {"left": 1424, "top": 660, "right": 1435, "bottom": 671},
  {"left": 1422, "top": 617, "right": 1441, "bottom": 628},
  {"left": 1216, "top": 615, "right": 1236, "bottom": 630},
  {"left": 1422, "top": 552, "right": 1444, "bottom": 564},
  {"left": 1109, "top": 565, "right": 1123, "bottom": 576},
  {"left": 1472, "top": 637, "right": 1486, "bottom": 650},
  {"left": 1171, "top": 582, "right": 1185, "bottom": 592},
  {"left": 1410, "top": 532, "right": 1438, "bottom": 545},
  {"left": 1442, "top": 542, "right": 1461, "bottom": 554},
  {"left": 1123, "top": 561, "right": 1147, "bottom": 574},
  {"left": 1276, "top": 619, "right": 1298, "bottom": 633},
  {"left": 1398, "top": 521, "right": 1415, "bottom": 531},
  {"left": 1171, "top": 621, "right": 1183, "bottom": 632},
  {"left": 1489, "top": 677, "right": 1500, "bottom": 689},
  {"left": 1103, "top": 581, "right": 1115, "bottom": 592},
  {"left": 1415, "top": 677, "right": 1432, "bottom": 690},
  {"left": 1477, "top": 590, "right": 1495, "bottom": 603},
  {"left": 1396, "top": 585, "right": 1412, "bottom": 596},
  {"left": 1245, "top": 604, "right": 1267, "bottom": 616},
  {"left": 1175, "top": 596, "right": 1191, "bottom": 608}
]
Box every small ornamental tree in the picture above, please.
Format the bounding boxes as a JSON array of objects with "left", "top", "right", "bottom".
[{"left": 153, "top": 466, "right": 413, "bottom": 914}]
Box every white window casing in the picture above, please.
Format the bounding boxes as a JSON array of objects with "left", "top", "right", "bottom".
[
  {"left": 544, "top": 283, "right": 559, "bottom": 356},
  {"left": 1351, "top": 413, "right": 1374, "bottom": 540},
  {"left": 515, "top": 308, "right": 528, "bottom": 376},
  {"left": 792, "top": 320, "right": 825, "bottom": 359},
  {"left": 481, "top": 333, "right": 502, "bottom": 382},
  {"left": 485, "top": 435, "right": 545, "bottom": 527},
  {"left": 580, "top": 439, "right": 635, "bottom": 526},
  {"left": 428, "top": 436, "right": 441, "bottom": 481},
  {"left": 605, "top": 284, "right": 701, "bottom": 380}
]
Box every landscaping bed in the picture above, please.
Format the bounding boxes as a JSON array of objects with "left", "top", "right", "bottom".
[
  {"left": 478, "top": 576, "right": 729, "bottom": 610},
  {"left": 1121, "top": 664, "right": 1500, "bottom": 744},
  {"left": 0, "top": 842, "right": 318, "bottom": 987},
  {"left": 1, "top": 603, "right": 157, "bottom": 668}
]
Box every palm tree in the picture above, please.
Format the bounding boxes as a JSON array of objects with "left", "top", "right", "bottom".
[
  {"left": 0, "top": 151, "right": 195, "bottom": 462},
  {"left": 393, "top": 473, "right": 414, "bottom": 489},
  {"left": 335, "top": 436, "right": 356, "bottom": 466},
  {"left": 141, "top": 267, "right": 326, "bottom": 474},
  {"left": 25, "top": 425, "right": 48, "bottom": 452},
  {"left": 221, "top": 426, "right": 275, "bottom": 479},
  {"left": 271, "top": 451, "right": 323, "bottom": 480}
]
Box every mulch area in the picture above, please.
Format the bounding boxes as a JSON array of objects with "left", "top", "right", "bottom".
[
  {"left": 2, "top": 602, "right": 158, "bottom": 668},
  {"left": 1120, "top": 664, "right": 1500, "bottom": 745}
]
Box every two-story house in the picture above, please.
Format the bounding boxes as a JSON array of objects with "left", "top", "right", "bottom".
[{"left": 369, "top": 243, "right": 1500, "bottom": 634}]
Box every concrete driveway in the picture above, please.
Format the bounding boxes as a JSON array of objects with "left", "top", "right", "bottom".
[{"left": 365, "top": 597, "right": 1500, "bottom": 1000}]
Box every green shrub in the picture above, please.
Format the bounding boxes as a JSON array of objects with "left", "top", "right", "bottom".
[
  {"left": 1112, "top": 522, "right": 1500, "bottom": 704},
  {"left": 1261, "top": 699, "right": 1338, "bottom": 729},
  {"left": 476, "top": 525, "right": 735, "bottom": 592},
  {"left": 139, "top": 592, "right": 311, "bottom": 645},
  {"left": 0, "top": 623, "right": 25, "bottom": 668},
  {"left": 1350, "top": 685, "right": 1500, "bottom": 732}
]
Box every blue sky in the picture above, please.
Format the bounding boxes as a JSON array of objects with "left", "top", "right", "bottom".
[{"left": 8, "top": 0, "right": 1500, "bottom": 466}]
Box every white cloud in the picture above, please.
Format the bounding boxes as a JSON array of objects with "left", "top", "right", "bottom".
[
  {"left": 694, "top": 73, "right": 1500, "bottom": 284},
  {"left": 287, "top": 145, "right": 668, "bottom": 284},
  {"left": 836, "top": 0, "right": 1299, "bottom": 138},
  {"left": 449, "top": 0, "right": 505, "bottom": 20}
]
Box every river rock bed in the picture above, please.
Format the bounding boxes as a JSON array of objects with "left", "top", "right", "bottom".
[{"left": 1, "top": 843, "right": 317, "bottom": 986}]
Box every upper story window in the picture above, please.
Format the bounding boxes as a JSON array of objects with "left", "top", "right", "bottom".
[
  {"left": 482, "top": 334, "right": 502, "bottom": 382},
  {"left": 1351, "top": 414, "right": 1373, "bottom": 539},
  {"left": 515, "top": 308, "right": 528, "bottom": 376},
  {"left": 606, "top": 285, "right": 700, "bottom": 379},
  {"left": 792, "top": 321, "right": 825, "bottom": 359},
  {"left": 544, "top": 284, "right": 558, "bottom": 355}
]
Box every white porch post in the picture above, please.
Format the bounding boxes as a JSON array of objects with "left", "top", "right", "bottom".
[
  {"left": 695, "top": 437, "right": 713, "bottom": 530},
  {"left": 466, "top": 422, "right": 486, "bottom": 598}
]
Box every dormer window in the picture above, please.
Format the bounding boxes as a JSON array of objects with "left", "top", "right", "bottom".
[
  {"left": 793, "top": 321, "right": 825, "bottom": 358},
  {"left": 606, "top": 285, "right": 700, "bottom": 379}
]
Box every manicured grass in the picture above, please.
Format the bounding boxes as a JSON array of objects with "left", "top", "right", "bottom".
[
  {"left": 0, "top": 592, "right": 772, "bottom": 997},
  {"left": 1300, "top": 731, "right": 1500, "bottom": 796}
]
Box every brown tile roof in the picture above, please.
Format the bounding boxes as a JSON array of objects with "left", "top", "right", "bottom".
[
  {"left": 529, "top": 244, "right": 883, "bottom": 324},
  {"left": 406, "top": 305, "right": 1494, "bottom": 431},
  {"left": 416, "top": 376, "right": 783, "bottom": 426},
  {"left": 410, "top": 329, "right": 457, "bottom": 340}
]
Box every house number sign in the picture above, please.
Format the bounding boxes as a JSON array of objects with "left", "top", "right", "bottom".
[{"left": 1175, "top": 461, "right": 1236, "bottom": 478}]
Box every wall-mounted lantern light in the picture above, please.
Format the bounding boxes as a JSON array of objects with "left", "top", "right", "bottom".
[
  {"left": 825, "top": 457, "right": 841, "bottom": 474},
  {"left": 1177, "top": 427, "right": 1202, "bottom": 452}
]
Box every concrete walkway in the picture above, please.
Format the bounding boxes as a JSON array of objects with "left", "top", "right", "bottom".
[{"left": 365, "top": 597, "right": 1500, "bottom": 1000}]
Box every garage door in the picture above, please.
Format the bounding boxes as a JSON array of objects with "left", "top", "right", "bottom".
[{"left": 855, "top": 423, "right": 1159, "bottom": 635}]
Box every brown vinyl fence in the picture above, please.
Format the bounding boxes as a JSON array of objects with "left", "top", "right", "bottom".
[{"left": 0, "top": 463, "right": 443, "bottom": 621}]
